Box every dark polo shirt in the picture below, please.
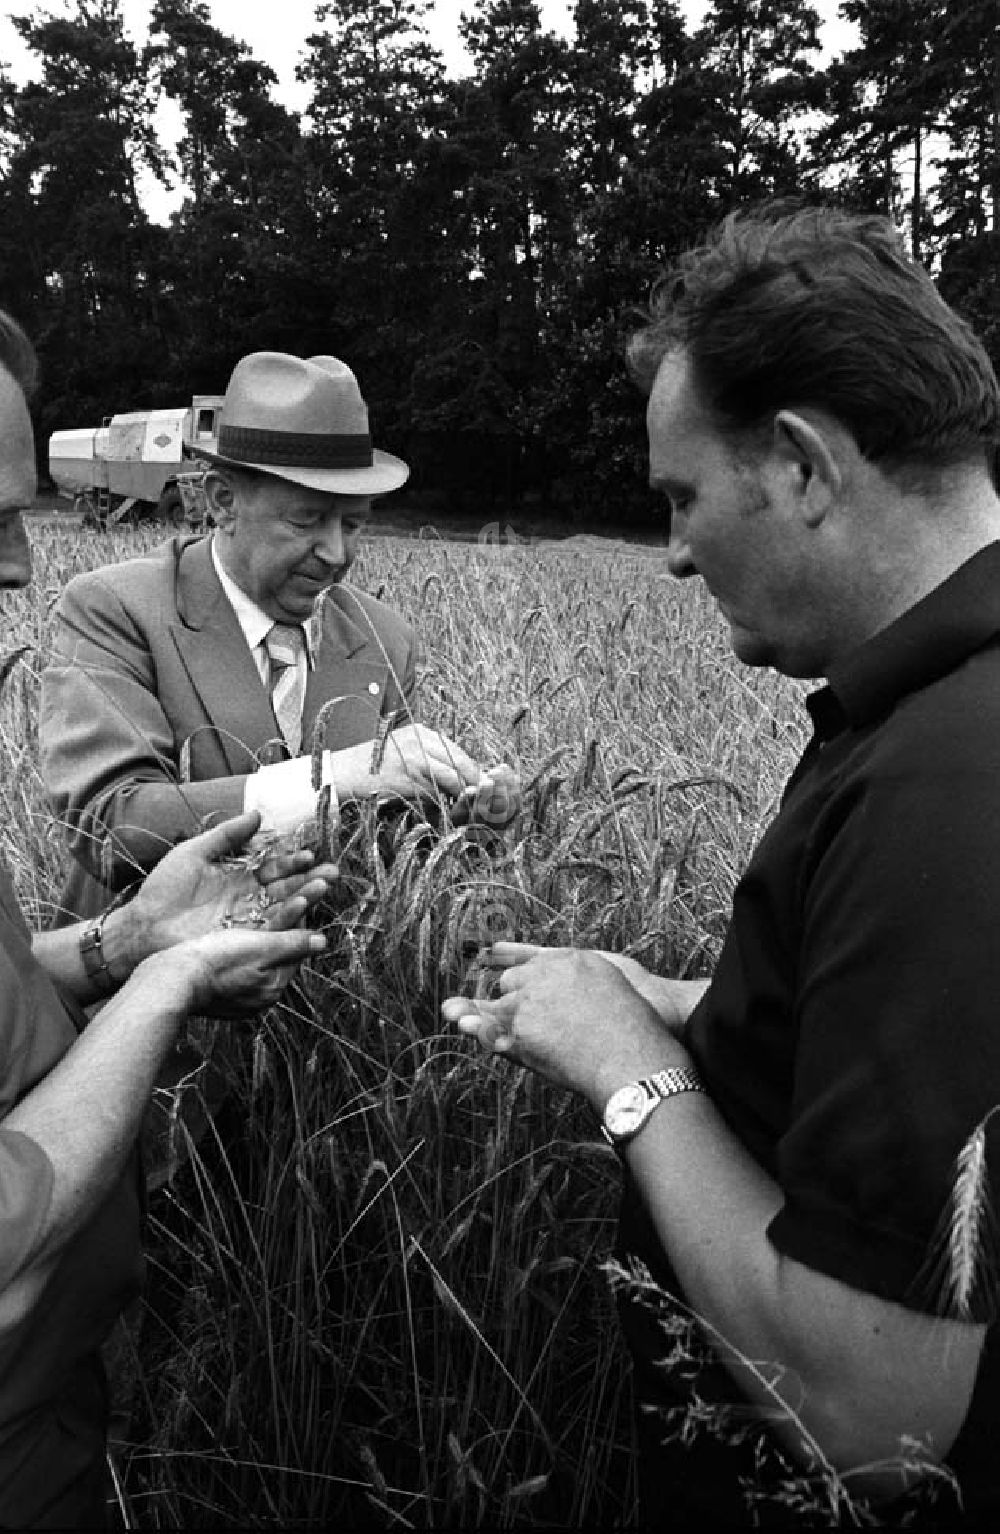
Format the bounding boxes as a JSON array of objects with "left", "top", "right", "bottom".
[{"left": 619, "top": 542, "right": 1000, "bottom": 1526}]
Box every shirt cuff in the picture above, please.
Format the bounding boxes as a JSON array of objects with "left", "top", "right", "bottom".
[{"left": 244, "top": 752, "right": 338, "bottom": 840}]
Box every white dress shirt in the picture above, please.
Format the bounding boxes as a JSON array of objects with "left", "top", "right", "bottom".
[{"left": 211, "top": 538, "right": 337, "bottom": 840}]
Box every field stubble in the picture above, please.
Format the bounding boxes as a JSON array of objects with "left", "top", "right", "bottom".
[{"left": 0, "top": 522, "right": 808, "bottom": 1528}]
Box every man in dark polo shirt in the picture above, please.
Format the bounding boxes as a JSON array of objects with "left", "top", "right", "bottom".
[
  {"left": 0, "top": 310, "right": 334, "bottom": 1527},
  {"left": 444, "top": 205, "right": 1000, "bottom": 1525}
]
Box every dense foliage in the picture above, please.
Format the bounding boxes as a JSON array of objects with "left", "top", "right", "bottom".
[{"left": 2, "top": 0, "right": 999, "bottom": 524}]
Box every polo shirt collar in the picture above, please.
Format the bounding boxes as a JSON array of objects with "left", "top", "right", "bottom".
[{"left": 807, "top": 540, "right": 1000, "bottom": 738}]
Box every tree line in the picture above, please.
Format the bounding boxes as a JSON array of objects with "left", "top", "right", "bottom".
[{"left": 1, "top": 0, "right": 998, "bottom": 526}]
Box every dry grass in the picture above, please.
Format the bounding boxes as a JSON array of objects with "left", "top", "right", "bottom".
[{"left": 3, "top": 516, "right": 817, "bottom": 1527}]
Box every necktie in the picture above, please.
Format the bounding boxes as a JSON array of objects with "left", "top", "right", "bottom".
[{"left": 265, "top": 623, "right": 306, "bottom": 755}]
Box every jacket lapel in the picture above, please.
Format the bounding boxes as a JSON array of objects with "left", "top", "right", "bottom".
[
  {"left": 169, "top": 537, "right": 282, "bottom": 775},
  {"left": 302, "top": 587, "right": 394, "bottom": 753}
]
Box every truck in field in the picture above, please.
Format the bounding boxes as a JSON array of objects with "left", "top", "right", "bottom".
[{"left": 48, "top": 394, "right": 225, "bottom": 529}]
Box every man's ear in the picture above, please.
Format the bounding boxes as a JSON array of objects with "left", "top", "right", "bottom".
[
  {"left": 204, "top": 468, "right": 236, "bottom": 530},
  {"left": 773, "top": 410, "right": 843, "bottom": 527}
]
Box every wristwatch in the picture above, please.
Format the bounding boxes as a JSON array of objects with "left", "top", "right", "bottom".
[
  {"left": 600, "top": 1066, "right": 704, "bottom": 1148},
  {"left": 79, "top": 881, "right": 139, "bottom": 997}
]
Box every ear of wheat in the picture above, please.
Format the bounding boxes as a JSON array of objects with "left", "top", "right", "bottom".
[{"left": 921, "top": 1108, "right": 1000, "bottom": 1320}]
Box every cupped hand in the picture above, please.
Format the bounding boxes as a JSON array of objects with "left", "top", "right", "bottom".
[{"left": 127, "top": 810, "right": 337, "bottom": 960}]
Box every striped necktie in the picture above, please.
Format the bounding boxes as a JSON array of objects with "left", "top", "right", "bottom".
[{"left": 265, "top": 623, "right": 306, "bottom": 755}]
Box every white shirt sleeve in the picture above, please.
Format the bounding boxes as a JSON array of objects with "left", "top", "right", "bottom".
[{"left": 243, "top": 751, "right": 339, "bottom": 839}]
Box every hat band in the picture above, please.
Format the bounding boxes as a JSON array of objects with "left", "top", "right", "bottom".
[{"left": 218, "top": 423, "right": 374, "bottom": 469}]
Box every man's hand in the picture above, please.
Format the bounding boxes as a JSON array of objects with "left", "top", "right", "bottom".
[
  {"left": 331, "top": 723, "right": 486, "bottom": 804},
  {"left": 442, "top": 947, "right": 690, "bottom": 1107},
  {"left": 448, "top": 762, "right": 521, "bottom": 830},
  {"left": 106, "top": 811, "right": 334, "bottom": 999},
  {"left": 481, "top": 941, "right": 706, "bottom": 1037},
  {"left": 153, "top": 919, "right": 327, "bottom": 1019},
  {"left": 373, "top": 724, "right": 483, "bottom": 801},
  {"left": 5, "top": 821, "right": 330, "bottom": 1279}
]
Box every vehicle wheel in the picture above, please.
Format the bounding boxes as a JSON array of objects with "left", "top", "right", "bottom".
[
  {"left": 75, "top": 492, "right": 104, "bottom": 530},
  {"left": 157, "top": 485, "right": 185, "bottom": 527}
]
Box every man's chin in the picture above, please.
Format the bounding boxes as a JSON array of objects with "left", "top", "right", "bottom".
[
  {"left": 728, "top": 623, "right": 771, "bottom": 668},
  {"left": 729, "top": 624, "right": 825, "bottom": 679},
  {"left": 274, "top": 592, "right": 324, "bottom": 623}
]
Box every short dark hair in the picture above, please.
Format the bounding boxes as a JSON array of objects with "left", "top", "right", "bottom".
[
  {"left": 0, "top": 308, "right": 38, "bottom": 399},
  {"left": 628, "top": 204, "right": 1000, "bottom": 472}
]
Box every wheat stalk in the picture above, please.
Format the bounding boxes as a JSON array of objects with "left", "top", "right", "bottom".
[{"left": 919, "top": 1105, "right": 1000, "bottom": 1321}]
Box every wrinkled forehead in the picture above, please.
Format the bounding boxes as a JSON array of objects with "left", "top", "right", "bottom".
[
  {"left": 647, "top": 352, "right": 711, "bottom": 475},
  {"left": 647, "top": 347, "right": 765, "bottom": 489},
  {"left": 647, "top": 349, "right": 693, "bottom": 422}
]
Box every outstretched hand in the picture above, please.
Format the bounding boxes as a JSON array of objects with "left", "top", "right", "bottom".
[
  {"left": 131, "top": 810, "right": 336, "bottom": 952},
  {"left": 442, "top": 946, "right": 686, "bottom": 1106},
  {"left": 122, "top": 816, "right": 334, "bottom": 1018},
  {"left": 479, "top": 941, "right": 696, "bottom": 1036},
  {"left": 166, "top": 917, "right": 327, "bottom": 1019},
  {"left": 120, "top": 811, "right": 333, "bottom": 1014}
]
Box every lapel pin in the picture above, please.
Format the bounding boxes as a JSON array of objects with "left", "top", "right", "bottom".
[{"left": 368, "top": 681, "right": 380, "bottom": 695}]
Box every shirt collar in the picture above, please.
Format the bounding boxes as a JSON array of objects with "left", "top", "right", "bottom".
[
  {"left": 210, "top": 536, "right": 315, "bottom": 664},
  {"left": 806, "top": 541, "right": 1000, "bottom": 739}
]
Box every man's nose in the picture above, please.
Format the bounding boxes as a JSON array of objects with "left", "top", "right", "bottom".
[
  {"left": 665, "top": 527, "right": 695, "bottom": 578},
  {"left": 315, "top": 516, "right": 345, "bottom": 565}
]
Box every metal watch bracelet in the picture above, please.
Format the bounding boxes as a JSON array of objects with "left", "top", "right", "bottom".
[{"left": 600, "top": 1065, "right": 705, "bottom": 1147}]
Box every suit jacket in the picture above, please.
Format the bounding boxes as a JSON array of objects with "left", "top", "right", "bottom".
[{"left": 41, "top": 534, "right": 419, "bottom": 923}]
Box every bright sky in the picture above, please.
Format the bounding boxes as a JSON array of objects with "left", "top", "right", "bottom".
[
  {"left": 0, "top": 0, "right": 857, "bottom": 220},
  {"left": 1, "top": 0, "right": 520, "bottom": 97}
]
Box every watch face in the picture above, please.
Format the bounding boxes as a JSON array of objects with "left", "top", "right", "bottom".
[{"left": 604, "top": 1083, "right": 651, "bottom": 1139}]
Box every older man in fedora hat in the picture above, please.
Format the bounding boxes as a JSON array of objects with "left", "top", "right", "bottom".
[
  {"left": 41, "top": 351, "right": 504, "bottom": 925},
  {"left": 0, "top": 308, "right": 340, "bottom": 1525}
]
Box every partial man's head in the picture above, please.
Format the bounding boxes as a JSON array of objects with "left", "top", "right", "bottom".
[
  {"left": 0, "top": 309, "right": 38, "bottom": 592},
  {"left": 629, "top": 204, "right": 1000, "bottom": 676},
  {"left": 203, "top": 352, "right": 409, "bottom": 624}
]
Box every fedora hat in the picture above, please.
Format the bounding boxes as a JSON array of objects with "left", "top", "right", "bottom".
[{"left": 199, "top": 351, "right": 409, "bottom": 496}]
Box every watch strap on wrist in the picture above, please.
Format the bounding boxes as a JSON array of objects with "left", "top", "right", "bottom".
[
  {"left": 645, "top": 1065, "right": 704, "bottom": 1105},
  {"left": 600, "top": 1065, "right": 705, "bottom": 1147},
  {"left": 79, "top": 883, "right": 139, "bottom": 996}
]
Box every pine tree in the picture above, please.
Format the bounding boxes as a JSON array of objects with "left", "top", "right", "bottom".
[{"left": 0, "top": 0, "right": 167, "bottom": 438}]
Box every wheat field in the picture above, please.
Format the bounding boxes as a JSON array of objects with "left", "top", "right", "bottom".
[{"left": 0, "top": 517, "right": 809, "bottom": 1528}]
